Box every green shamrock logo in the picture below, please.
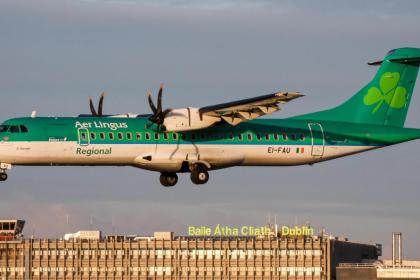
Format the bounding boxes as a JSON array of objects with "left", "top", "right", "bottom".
[{"left": 363, "top": 72, "right": 407, "bottom": 113}]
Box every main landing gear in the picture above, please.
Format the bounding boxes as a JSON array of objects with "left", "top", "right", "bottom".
[
  {"left": 190, "top": 164, "right": 209, "bottom": 185},
  {"left": 0, "top": 172, "right": 7, "bottom": 182},
  {"left": 158, "top": 164, "right": 210, "bottom": 187},
  {"left": 159, "top": 173, "right": 178, "bottom": 187}
]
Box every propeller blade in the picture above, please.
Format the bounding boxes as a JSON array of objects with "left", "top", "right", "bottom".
[
  {"left": 162, "top": 108, "right": 172, "bottom": 118},
  {"left": 147, "top": 90, "right": 157, "bottom": 114},
  {"left": 157, "top": 83, "right": 164, "bottom": 113},
  {"left": 89, "top": 97, "right": 97, "bottom": 116},
  {"left": 97, "top": 92, "right": 106, "bottom": 116}
]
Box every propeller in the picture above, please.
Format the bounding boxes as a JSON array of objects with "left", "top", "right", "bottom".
[
  {"left": 89, "top": 92, "right": 106, "bottom": 116},
  {"left": 147, "top": 83, "right": 171, "bottom": 129}
]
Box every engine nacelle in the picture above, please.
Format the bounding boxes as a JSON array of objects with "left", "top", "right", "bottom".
[{"left": 163, "top": 107, "right": 220, "bottom": 132}]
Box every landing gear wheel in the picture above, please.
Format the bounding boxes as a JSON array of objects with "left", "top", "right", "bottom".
[
  {"left": 159, "top": 173, "right": 178, "bottom": 187},
  {"left": 190, "top": 166, "right": 209, "bottom": 185},
  {"left": 0, "top": 173, "right": 7, "bottom": 181}
]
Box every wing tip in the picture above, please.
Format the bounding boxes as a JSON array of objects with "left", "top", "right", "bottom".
[{"left": 275, "top": 91, "right": 305, "bottom": 98}]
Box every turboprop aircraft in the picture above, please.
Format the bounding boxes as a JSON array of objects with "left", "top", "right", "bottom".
[{"left": 0, "top": 48, "right": 419, "bottom": 186}]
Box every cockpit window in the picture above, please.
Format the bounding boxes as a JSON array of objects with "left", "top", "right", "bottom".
[
  {"left": 10, "top": 125, "right": 20, "bottom": 133},
  {"left": 0, "top": 125, "right": 9, "bottom": 132},
  {"left": 20, "top": 125, "right": 28, "bottom": 133},
  {"left": 387, "top": 49, "right": 396, "bottom": 56}
]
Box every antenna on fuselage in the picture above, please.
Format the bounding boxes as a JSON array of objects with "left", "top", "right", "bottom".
[{"left": 31, "top": 111, "right": 37, "bottom": 118}]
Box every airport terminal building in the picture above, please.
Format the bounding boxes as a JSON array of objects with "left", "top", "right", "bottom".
[{"left": 0, "top": 219, "right": 379, "bottom": 280}]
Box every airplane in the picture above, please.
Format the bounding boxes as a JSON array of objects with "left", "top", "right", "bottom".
[{"left": 0, "top": 47, "right": 419, "bottom": 187}]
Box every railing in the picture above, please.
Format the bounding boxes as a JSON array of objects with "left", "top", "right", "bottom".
[{"left": 338, "top": 263, "right": 378, "bottom": 268}]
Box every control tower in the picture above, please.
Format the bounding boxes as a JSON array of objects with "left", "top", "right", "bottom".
[{"left": 0, "top": 219, "right": 25, "bottom": 241}]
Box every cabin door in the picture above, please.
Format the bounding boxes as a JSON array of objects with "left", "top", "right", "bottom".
[
  {"left": 308, "top": 123, "right": 324, "bottom": 157},
  {"left": 77, "top": 128, "right": 90, "bottom": 146}
]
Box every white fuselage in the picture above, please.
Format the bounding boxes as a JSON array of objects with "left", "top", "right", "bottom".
[{"left": 0, "top": 140, "right": 375, "bottom": 172}]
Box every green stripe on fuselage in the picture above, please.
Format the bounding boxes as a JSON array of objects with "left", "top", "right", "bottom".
[{"left": 1, "top": 117, "right": 420, "bottom": 147}]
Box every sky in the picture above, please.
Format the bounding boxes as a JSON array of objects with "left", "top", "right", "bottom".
[{"left": 1, "top": 0, "right": 420, "bottom": 259}]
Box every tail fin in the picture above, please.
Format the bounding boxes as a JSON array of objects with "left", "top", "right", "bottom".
[{"left": 295, "top": 48, "right": 420, "bottom": 127}]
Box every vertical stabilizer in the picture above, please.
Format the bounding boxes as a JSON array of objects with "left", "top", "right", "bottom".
[{"left": 295, "top": 48, "right": 420, "bottom": 127}]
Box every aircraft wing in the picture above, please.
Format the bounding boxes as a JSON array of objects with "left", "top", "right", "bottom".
[{"left": 198, "top": 91, "right": 303, "bottom": 125}]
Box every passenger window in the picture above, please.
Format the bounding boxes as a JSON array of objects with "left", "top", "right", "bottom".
[
  {"left": 282, "top": 133, "right": 288, "bottom": 141},
  {"left": 172, "top": 133, "right": 178, "bottom": 140},
  {"left": 145, "top": 133, "right": 151, "bottom": 140},
  {"left": 90, "top": 132, "right": 96, "bottom": 140},
  {"left": 136, "top": 132, "right": 141, "bottom": 140},
  {"left": 118, "top": 132, "right": 123, "bottom": 140},
  {"left": 274, "top": 134, "right": 279, "bottom": 141},
  {"left": 181, "top": 133, "right": 186, "bottom": 140},
  {"left": 247, "top": 133, "right": 252, "bottom": 141},
  {"left": 300, "top": 134, "right": 305, "bottom": 141},
  {"left": 291, "top": 134, "right": 297, "bottom": 141},
  {"left": 191, "top": 133, "right": 196, "bottom": 140},
  {"left": 109, "top": 132, "right": 114, "bottom": 140},
  {"left": 154, "top": 133, "right": 159, "bottom": 140},
  {"left": 238, "top": 134, "right": 243, "bottom": 141},
  {"left": 256, "top": 134, "right": 262, "bottom": 141},
  {"left": 164, "top": 132, "right": 169, "bottom": 140},
  {"left": 20, "top": 125, "right": 28, "bottom": 133},
  {"left": 99, "top": 132, "right": 105, "bottom": 140},
  {"left": 81, "top": 132, "right": 87, "bottom": 140},
  {"left": 127, "top": 132, "right": 132, "bottom": 140},
  {"left": 265, "top": 134, "right": 270, "bottom": 140},
  {"left": 10, "top": 125, "right": 19, "bottom": 133},
  {"left": 200, "top": 133, "right": 206, "bottom": 139},
  {"left": 229, "top": 134, "right": 234, "bottom": 140}
]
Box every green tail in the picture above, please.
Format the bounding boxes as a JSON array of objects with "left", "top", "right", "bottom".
[{"left": 295, "top": 48, "right": 420, "bottom": 127}]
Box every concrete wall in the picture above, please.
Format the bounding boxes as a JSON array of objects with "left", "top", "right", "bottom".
[{"left": 336, "top": 267, "right": 377, "bottom": 280}]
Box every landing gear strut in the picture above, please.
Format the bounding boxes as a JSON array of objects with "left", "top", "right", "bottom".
[
  {"left": 190, "top": 164, "right": 209, "bottom": 185},
  {"left": 159, "top": 173, "right": 178, "bottom": 187}
]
